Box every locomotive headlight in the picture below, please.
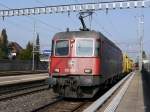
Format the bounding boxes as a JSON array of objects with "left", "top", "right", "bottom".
[
  {"left": 84, "top": 69, "right": 92, "bottom": 74},
  {"left": 54, "top": 68, "right": 59, "bottom": 73}
]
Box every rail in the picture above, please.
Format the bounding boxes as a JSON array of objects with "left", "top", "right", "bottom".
[{"left": 0, "top": 80, "right": 49, "bottom": 100}]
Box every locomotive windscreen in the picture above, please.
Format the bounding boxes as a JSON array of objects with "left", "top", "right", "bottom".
[
  {"left": 55, "top": 40, "right": 69, "bottom": 56},
  {"left": 76, "top": 39, "right": 94, "bottom": 56}
]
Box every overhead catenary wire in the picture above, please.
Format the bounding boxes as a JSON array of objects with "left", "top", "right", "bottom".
[
  {"left": 0, "top": 15, "right": 60, "bottom": 34},
  {"left": 0, "top": 2, "right": 10, "bottom": 9},
  {"left": 93, "top": 14, "right": 114, "bottom": 38},
  {"left": 34, "top": 0, "right": 47, "bottom": 6},
  {"left": 3, "top": 19, "right": 33, "bottom": 32},
  {"left": 106, "top": 14, "right": 122, "bottom": 38},
  {"left": 33, "top": 0, "right": 64, "bottom": 31},
  {"left": 93, "top": 13, "right": 139, "bottom": 59},
  {"left": 34, "top": 0, "right": 79, "bottom": 31},
  {"left": 0, "top": 2, "right": 59, "bottom": 51},
  {"left": 0, "top": 2, "right": 63, "bottom": 32},
  {"left": 104, "top": 11, "right": 141, "bottom": 57},
  {"left": 29, "top": 16, "right": 63, "bottom": 31}
]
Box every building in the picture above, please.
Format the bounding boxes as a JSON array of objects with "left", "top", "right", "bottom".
[
  {"left": 40, "top": 50, "right": 51, "bottom": 62},
  {"left": 8, "top": 42, "right": 23, "bottom": 59}
]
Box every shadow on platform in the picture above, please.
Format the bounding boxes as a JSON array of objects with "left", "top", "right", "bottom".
[{"left": 141, "top": 70, "right": 150, "bottom": 112}]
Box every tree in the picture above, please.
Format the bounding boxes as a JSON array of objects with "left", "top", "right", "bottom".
[
  {"left": 35, "top": 33, "right": 40, "bottom": 52},
  {"left": 35, "top": 33, "right": 40, "bottom": 61},
  {"left": 18, "top": 41, "right": 33, "bottom": 60},
  {"left": 142, "top": 51, "right": 147, "bottom": 59},
  {"left": 0, "top": 48, "right": 5, "bottom": 58},
  {"left": 0, "top": 29, "right": 8, "bottom": 59},
  {"left": 34, "top": 33, "right": 40, "bottom": 68}
]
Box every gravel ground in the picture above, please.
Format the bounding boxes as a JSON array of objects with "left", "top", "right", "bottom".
[{"left": 0, "top": 89, "right": 58, "bottom": 112}]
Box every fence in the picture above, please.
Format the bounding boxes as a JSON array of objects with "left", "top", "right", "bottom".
[{"left": 0, "top": 60, "right": 48, "bottom": 71}]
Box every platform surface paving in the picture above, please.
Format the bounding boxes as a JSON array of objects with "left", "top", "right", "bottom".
[
  {"left": 0, "top": 73, "right": 49, "bottom": 86},
  {"left": 116, "top": 71, "right": 150, "bottom": 112}
]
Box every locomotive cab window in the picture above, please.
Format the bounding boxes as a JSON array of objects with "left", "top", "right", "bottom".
[
  {"left": 76, "top": 39, "right": 94, "bottom": 56},
  {"left": 55, "top": 40, "right": 69, "bottom": 56}
]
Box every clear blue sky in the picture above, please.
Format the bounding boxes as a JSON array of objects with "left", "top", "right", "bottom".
[{"left": 0, "top": 0, "right": 150, "bottom": 59}]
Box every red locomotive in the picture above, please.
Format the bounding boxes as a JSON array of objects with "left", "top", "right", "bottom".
[{"left": 49, "top": 30, "right": 123, "bottom": 98}]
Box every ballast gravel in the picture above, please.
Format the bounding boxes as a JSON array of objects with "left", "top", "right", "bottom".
[{"left": 0, "top": 89, "right": 58, "bottom": 112}]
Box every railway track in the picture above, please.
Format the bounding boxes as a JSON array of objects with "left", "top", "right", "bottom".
[
  {"left": 31, "top": 86, "right": 112, "bottom": 112},
  {"left": 0, "top": 70, "right": 51, "bottom": 111},
  {"left": 0, "top": 80, "right": 49, "bottom": 101},
  {"left": 33, "top": 99, "right": 92, "bottom": 112},
  {"left": 31, "top": 72, "right": 134, "bottom": 112},
  {"left": 0, "top": 72, "right": 49, "bottom": 101},
  {"left": 32, "top": 87, "right": 111, "bottom": 112},
  {"left": 0, "top": 72, "right": 133, "bottom": 112},
  {"left": 45, "top": 100, "right": 88, "bottom": 112}
]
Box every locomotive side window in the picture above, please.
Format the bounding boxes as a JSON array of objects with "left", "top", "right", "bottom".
[
  {"left": 55, "top": 40, "right": 69, "bottom": 56},
  {"left": 76, "top": 39, "right": 94, "bottom": 56},
  {"left": 95, "top": 40, "right": 100, "bottom": 56}
]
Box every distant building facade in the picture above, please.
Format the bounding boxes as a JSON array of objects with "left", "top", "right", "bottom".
[
  {"left": 40, "top": 50, "right": 51, "bottom": 62},
  {"left": 8, "top": 42, "right": 23, "bottom": 59}
]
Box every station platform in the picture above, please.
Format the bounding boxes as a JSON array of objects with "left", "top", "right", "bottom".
[
  {"left": 116, "top": 70, "right": 150, "bottom": 112},
  {"left": 0, "top": 73, "right": 49, "bottom": 86}
]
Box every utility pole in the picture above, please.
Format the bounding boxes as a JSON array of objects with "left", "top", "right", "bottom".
[
  {"left": 138, "top": 15, "right": 144, "bottom": 71},
  {"left": 32, "top": 21, "right": 36, "bottom": 71}
]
